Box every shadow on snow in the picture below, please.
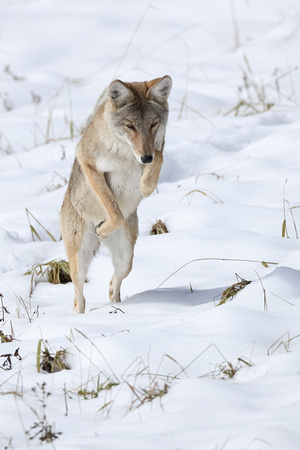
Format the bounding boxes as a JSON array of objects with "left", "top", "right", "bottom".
[{"left": 124, "top": 286, "right": 225, "bottom": 307}]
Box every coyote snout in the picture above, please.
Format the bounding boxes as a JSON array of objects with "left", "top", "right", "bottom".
[{"left": 60, "top": 75, "right": 172, "bottom": 313}]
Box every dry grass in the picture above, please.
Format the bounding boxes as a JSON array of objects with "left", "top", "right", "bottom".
[
  {"left": 0, "top": 131, "right": 13, "bottom": 155},
  {"left": 282, "top": 179, "right": 299, "bottom": 239},
  {"left": 4, "top": 64, "right": 25, "bottom": 81},
  {"left": 77, "top": 376, "right": 119, "bottom": 400},
  {"left": 0, "top": 293, "right": 10, "bottom": 322},
  {"left": 0, "top": 92, "right": 13, "bottom": 111},
  {"left": 267, "top": 332, "right": 300, "bottom": 355},
  {"left": 26, "top": 382, "right": 62, "bottom": 443},
  {"left": 26, "top": 259, "right": 72, "bottom": 285},
  {"left": 212, "top": 356, "right": 253, "bottom": 380},
  {"left": 12, "top": 290, "right": 39, "bottom": 323},
  {"left": 0, "top": 348, "right": 22, "bottom": 371},
  {"left": 157, "top": 258, "right": 276, "bottom": 289},
  {"left": 0, "top": 330, "right": 14, "bottom": 344},
  {"left": 182, "top": 188, "right": 223, "bottom": 205},
  {"left": 150, "top": 220, "right": 169, "bottom": 235},
  {"left": 25, "top": 208, "right": 57, "bottom": 242},
  {"left": 37, "top": 339, "right": 70, "bottom": 374},
  {"left": 225, "top": 56, "right": 298, "bottom": 117},
  {"left": 217, "top": 274, "right": 251, "bottom": 306},
  {"left": 121, "top": 356, "right": 172, "bottom": 412}
]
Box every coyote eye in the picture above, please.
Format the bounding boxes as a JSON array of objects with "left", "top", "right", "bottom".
[
  {"left": 150, "top": 122, "right": 158, "bottom": 129},
  {"left": 126, "top": 124, "right": 135, "bottom": 130}
]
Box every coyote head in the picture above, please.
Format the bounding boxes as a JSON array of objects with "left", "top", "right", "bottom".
[{"left": 106, "top": 75, "right": 172, "bottom": 164}]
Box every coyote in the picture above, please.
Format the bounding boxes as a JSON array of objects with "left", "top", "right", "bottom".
[{"left": 60, "top": 75, "right": 172, "bottom": 313}]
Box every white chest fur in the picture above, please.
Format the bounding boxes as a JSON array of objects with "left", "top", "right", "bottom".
[
  {"left": 105, "top": 164, "right": 143, "bottom": 218},
  {"left": 95, "top": 139, "right": 144, "bottom": 218}
]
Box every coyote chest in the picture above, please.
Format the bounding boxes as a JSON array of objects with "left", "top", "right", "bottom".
[{"left": 105, "top": 164, "right": 143, "bottom": 218}]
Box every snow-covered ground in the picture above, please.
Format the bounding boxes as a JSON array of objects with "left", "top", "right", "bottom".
[{"left": 1, "top": 1, "right": 300, "bottom": 448}]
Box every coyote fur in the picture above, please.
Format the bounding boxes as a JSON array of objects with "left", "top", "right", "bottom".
[{"left": 60, "top": 75, "right": 172, "bottom": 313}]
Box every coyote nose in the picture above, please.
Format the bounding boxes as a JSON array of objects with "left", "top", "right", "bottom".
[{"left": 141, "top": 155, "right": 153, "bottom": 164}]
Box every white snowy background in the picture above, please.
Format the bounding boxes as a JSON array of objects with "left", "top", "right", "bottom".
[{"left": 1, "top": 0, "right": 300, "bottom": 449}]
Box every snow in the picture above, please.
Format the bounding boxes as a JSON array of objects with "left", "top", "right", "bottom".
[{"left": 1, "top": 0, "right": 300, "bottom": 448}]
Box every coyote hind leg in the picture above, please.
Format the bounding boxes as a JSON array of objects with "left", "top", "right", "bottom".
[
  {"left": 68, "top": 225, "right": 98, "bottom": 313},
  {"left": 60, "top": 191, "right": 99, "bottom": 313},
  {"left": 106, "top": 212, "right": 138, "bottom": 303}
]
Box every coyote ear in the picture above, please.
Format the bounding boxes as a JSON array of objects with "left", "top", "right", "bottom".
[
  {"left": 147, "top": 75, "right": 172, "bottom": 105},
  {"left": 108, "top": 80, "right": 134, "bottom": 107}
]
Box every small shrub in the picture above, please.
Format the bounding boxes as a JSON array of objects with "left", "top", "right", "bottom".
[{"left": 26, "top": 383, "right": 62, "bottom": 443}]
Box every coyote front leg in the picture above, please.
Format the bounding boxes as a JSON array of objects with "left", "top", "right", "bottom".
[
  {"left": 79, "top": 159, "right": 124, "bottom": 238},
  {"left": 140, "top": 150, "right": 163, "bottom": 198}
]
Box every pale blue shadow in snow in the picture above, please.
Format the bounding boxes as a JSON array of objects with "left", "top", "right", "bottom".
[{"left": 124, "top": 287, "right": 224, "bottom": 307}]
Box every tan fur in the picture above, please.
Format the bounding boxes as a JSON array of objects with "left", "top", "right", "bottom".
[{"left": 60, "top": 75, "right": 172, "bottom": 313}]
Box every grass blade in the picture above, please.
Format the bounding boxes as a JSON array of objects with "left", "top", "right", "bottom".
[
  {"left": 37, "top": 338, "right": 43, "bottom": 373},
  {"left": 25, "top": 208, "right": 57, "bottom": 242}
]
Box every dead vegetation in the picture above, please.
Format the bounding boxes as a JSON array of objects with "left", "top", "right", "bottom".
[
  {"left": 25, "top": 208, "right": 57, "bottom": 242},
  {"left": 150, "top": 219, "right": 169, "bottom": 235},
  {"left": 0, "top": 92, "right": 13, "bottom": 112},
  {"left": 26, "top": 382, "right": 62, "bottom": 443},
  {"left": 282, "top": 179, "right": 299, "bottom": 239},
  {"left": 182, "top": 188, "right": 223, "bottom": 205},
  {"left": 217, "top": 274, "right": 251, "bottom": 306},
  {"left": 77, "top": 377, "right": 119, "bottom": 400},
  {"left": 37, "top": 339, "right": 70, "bottom": 374},
  {"left": 121, "top": 356, "right": 173, "bottom": 412},
  {"left": 225, "top": 56, "right": 298, "bottom": 116},
  {"left": 0, "top": 293, "right": 10, "bottom": 322},
  {"left": 212, "top": 356, "right": 253, "bottom": 380},
  {"left": 0, "top": 330, "right": 14, "bottom": 344},
  {"left": 0, "top": 348, "right": 22, "bottom": 371},
  {"left": 26, "top": 259, "right": 72, "bottom": 285}
]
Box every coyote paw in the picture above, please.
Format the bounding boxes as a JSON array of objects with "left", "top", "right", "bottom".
[
  {"left": 95, "top": 221, "right": 106, "bottom": 236},
  {"left": 74, "top": 296, "right": 85, "bottom": 314},
  {"left": 140, "top": 150, "right": 163, "bottom": 197},
  {"left": 95, "top": 220, "right": 110, "bottom": 239},
  {"left": 95, "top": 215, "right": 124, "bottom": 239},
  {"left": 140, "top": 179, "right": 156, "bottom": 198}
]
